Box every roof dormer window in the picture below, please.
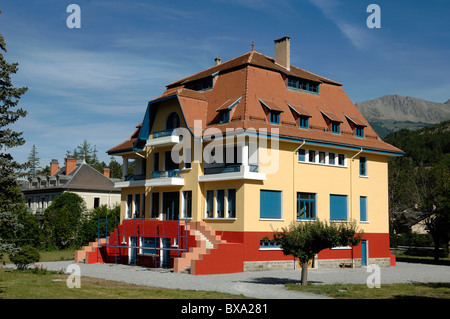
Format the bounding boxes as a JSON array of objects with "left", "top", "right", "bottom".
[
  {"left": 185, "top": 76, "right": 213, "bottom": 91},
  {"left": 287, "top": 76, "right": 320, "bottom": 94}
]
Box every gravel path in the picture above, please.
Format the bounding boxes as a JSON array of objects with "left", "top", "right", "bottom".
[{"left": 10, "top": 261, "right": 449, "bottom": 299}]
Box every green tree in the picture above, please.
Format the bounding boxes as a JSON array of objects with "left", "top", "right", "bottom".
[
  {"left": 9, "top": 245, "right": 40, "bottom": 270},
  {"left": 273, "top": 220, "right": 363, "bottom": 286},
  {"left": 26, "top": 144, "right": 40, "bottom": 177},
  {"left": 0, "top": 19, "right": 28, "bottom": 257},
  {"left": 78, "top": 205, "right": 120, "bottom": 247},
  {"left": 42, "top": 192, "right": 85, "bottom": 249}
]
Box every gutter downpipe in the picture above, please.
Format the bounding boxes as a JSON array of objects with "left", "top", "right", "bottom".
[
  {"left": 350, "top": 148, "right": 363, "bottom": 266},
  {"left": 293, "top": 140, "right": 306, "bottom": 269}
]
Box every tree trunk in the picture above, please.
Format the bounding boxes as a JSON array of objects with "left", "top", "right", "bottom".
[{"left": 301, "top": 261, "right": 308, "bottom": 286}]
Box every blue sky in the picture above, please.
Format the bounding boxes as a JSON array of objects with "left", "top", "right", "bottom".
[{"left": 1, "top": 0, "right": 449, "bottom": 168}]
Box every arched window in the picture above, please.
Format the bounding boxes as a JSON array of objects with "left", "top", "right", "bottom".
[{"left": 166, "top": 112, "right": 180, "bottom": 130}]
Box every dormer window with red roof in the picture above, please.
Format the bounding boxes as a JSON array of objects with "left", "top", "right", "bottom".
[{"left": 345, "top": 115, "right": 367, "bottom": 138}]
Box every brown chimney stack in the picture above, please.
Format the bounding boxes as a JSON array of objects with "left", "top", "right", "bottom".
[
  {"left": 103, "top": 167, "right": 111, "bottom": 178},
  {"left": 274, "top": 36, "right": 291, "bottom": 70},
  {"left": 50, "top": 159, "right": 59, "bottom": 176},
  {"left": 65, "top": 156, "right": 77, "bottom": 175}
]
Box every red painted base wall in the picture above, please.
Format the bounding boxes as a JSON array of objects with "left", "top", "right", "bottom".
[{"left": 221, "top": 231, "right": 391, "bottom": 262}]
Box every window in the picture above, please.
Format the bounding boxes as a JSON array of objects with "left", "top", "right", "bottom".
[
  {"left": 183, "top": 191, "right": 192, "bottom": 218},
  {"left": 166, "top": 112, "right": 180, "bottom": 130},
  {"left": 260, "top": 190, "right": 282, "bottom": 219},
  {"left": 331, "top": 122, "right": 340, "bottom": 134},
  {"left": 328, "top": 152, "right": 335, "bottom": 165},
  {"left": 298, "top": 149, "right": 346, "bottom": 167},
  {"left": 94, "top": 197, "right": 100, "bottom": 209},
  {"left": 260, "top": 239, "right": 280, "bottom": 249},
  {"left": 297, "top": 193, "right": 316, "bottom": 220},
  {"left": 185, "top": 77, "right": 213, "bottom": 91},
  {"left": 287, "top": 76, "right": 320, "bottom": 94},
  {"left": 330, "top": 194, "right": 348, "bottom": 221},
  {"left": 165, "top": 151, "right": 178, "bottom": 171},
  {"left": 217, "top": 190, "right": 225, "bottom": 218},
  {"left": 319, "top": 151, "right": 326, "bottom": 164},
  {"left": 126, "top": 194, "right": 133, "bottom": 218},
  {"left": 270, "top": 111, "right": 280, "bottom": 124},
  {"left": 134, "top": 194, "right": 141, "bottom": 218},
  {"left": 206, "top": 190, "right": 214, "bottom": 218},
  {"left": 153, "top": 153, "right": 159, "bottom": 172},
  {"left": 227, "top": 189, "right": 236, "bottom": 218},
  {"left": 298, "top": 149, "right": 306, "bottom": 162},
  {"left": 360, "top": 196, "right": 368, "bottom": 222},
  {"left": 356, "top": 126, "right": 364, "bottom": 138},
  {"left": 360, "top": 157, "right": 367, "bottom": 176},
  {"left": 151, "top": 193, "right": 159, "bottom": 218},
  {"left": 220, "top": 110, "right": 230, "bottom": 124},
  {"left": 309, "top": 150, "right": 316, "bottom": 163},
  {"left": 338, "top": 154, "right": 345, "bottom": 166},
  {"left": 299, "top": 116, "right": 309, "bottom": 129}
]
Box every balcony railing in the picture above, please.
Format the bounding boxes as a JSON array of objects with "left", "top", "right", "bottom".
[
  {"left": 204, "top": 164, "right": 259, "bottom": 175},
  {"left": 153, "top": 129, "right": 175, "bottom": 139},
  {"left": 125, "top": 174, "right": 146, "bottom": 181},
  {"left": 152, "top": 169, "right": 181, "bottom": 178}
]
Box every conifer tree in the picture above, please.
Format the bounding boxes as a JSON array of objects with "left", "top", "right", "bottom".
[{"left": 0, "top": 15, "right": 28, "bottom": 256}]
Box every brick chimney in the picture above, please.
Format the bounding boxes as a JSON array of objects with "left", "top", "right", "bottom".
[
  {"left": 103, "top": 167, "right": 111, "bottom": 178},
  {"left": 65, "top": 156, "right": 77, "bottom": 175},
  {"left": 274, "top": 36, "right": 291, "bottom": 70},
  {"left": 50, "top": 159, "right": 59, "bottom": 176}
]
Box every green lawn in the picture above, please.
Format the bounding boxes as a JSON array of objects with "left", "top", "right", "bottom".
[
  {"left": 0, "top": 267, "right": 251, "bottom": 299},
  {"left": 286, "top": 282, "right": 450, "bottom": 299}
]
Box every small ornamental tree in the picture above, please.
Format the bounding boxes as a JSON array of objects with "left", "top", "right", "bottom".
[
  {"left": 9, "top": 245, "right": 40, "bottom": 270},
  {"left": 273, "top": 220, "right": 363, "bottom": 286}
]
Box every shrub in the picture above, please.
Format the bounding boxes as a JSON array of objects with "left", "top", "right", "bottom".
[{"left": 9, "top": 245, "right": 40, "bottom": 270}]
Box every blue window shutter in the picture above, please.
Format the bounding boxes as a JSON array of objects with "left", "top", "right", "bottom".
[
  {"left": 260, "top": 190, "right": 282, "bottom": 219},
  {"left": 298, "top": 149, "right": 306, "bottom": 162},
  {"left": 360, "top": 196, "right": 367, "bottom": 221},
  {"left": 330, "top": 195, "right": 347, "bottom": 221}
]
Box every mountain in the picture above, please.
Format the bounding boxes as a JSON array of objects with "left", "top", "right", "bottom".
[{"left": 355, "top": 95, "right": 450, "bottom": 138}]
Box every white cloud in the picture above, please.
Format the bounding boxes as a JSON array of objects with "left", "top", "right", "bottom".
[{"left": 307, "top": 0, "right": 372, "bottom": 50}]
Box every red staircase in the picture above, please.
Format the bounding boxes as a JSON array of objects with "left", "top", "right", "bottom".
[{"left": 75, "top": 220, "right": 244, "bottom": 275}]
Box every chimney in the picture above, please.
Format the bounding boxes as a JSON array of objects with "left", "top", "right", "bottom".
[
  {"left": 274, "top": 36, "right": 291, "bottom": 70},
  {"left": 214, "top": 57, "right": 221, "bottom": 66},
  {"left": 50, "top": 159, "right": 59, "bottom": 176},
  {"left": 65, "top": 156, "right": 77, "bottom": 175},
  {"left": 103, "top": 167, "right": 111, "bottom": 178}
]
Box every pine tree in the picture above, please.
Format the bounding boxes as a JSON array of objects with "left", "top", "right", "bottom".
[
  {"left": 0, "top": 19, "right": 28, "bottom": 257},
  {"left": 26, "top": 144, "right": 40, "bottom": 177},
  {"left": 0, "top": 26, "right": 28, "bottom": 205}
]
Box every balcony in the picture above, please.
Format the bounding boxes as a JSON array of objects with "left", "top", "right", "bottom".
[
  {"left": 115, "top": 170, "right": 184, "bottom": 188},
  {"left": 146, "top": 129, "right": 180, "bottom": 148},
  {"left": 198, "top": 164, "right": 266, "bottom": 182}
]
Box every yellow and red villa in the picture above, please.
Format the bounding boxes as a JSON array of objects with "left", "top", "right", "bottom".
[{"left": 75, "top": 37, "right": 403, "bottom": 274}]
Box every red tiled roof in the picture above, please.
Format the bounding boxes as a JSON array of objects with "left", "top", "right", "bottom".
[{"left": 109, "top": 49, "right": 403, "bottom": 156}]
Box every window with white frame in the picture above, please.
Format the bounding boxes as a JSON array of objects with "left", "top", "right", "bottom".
[
  {"left": 298, "top": 148, "right": 347, "bottom": 167},
  {"left": 204, "top": 189, "right": 237, "bottom": 219}
]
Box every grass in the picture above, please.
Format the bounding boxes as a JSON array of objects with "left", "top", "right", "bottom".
[
  {"left": 0, "top": 267, "right": 251, "bottom": 299},
  {"left": 286, "top": 282, "right": 450, "bottom": 299}
]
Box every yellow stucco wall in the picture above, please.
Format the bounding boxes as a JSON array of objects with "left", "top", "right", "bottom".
[{"left": 117, "top": 100, "right": 390, "bottom": 237}]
